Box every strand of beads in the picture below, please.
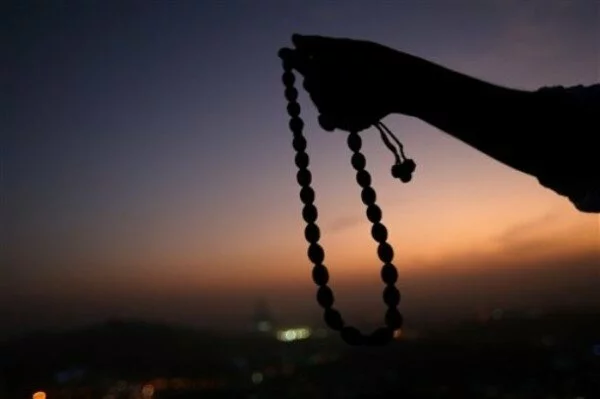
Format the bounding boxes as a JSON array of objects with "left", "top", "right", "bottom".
[
  {"left": 281, "top": 63, "right": 403, "bottom": 346},
  {"left": 346, "top": 131, "right": 404, "bottom": 345}
]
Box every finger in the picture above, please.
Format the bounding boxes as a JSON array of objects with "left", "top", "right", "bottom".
[
  {"left": 336, "top": 116, "right": 373, "bottom": 133},
  {"left": 278, "top": 48, "right": 312, "bottom": 77},
  {"left": 318, "top": 112, "right": 367, "bottom": 133},
  {"left": 292, "top": 34, "right": 341, "bottom": 55},
  {"left": 292, "top": 34, "right": 360, "bottom": 57},
  {"left": 307, "top": 82, "right": 337, "bottom": 117},
  {"left": 278, "top": 47, "right": 293, "bottom": 60},
  {"left": 318, "top": 114, "right": 336, "bottom": 132},
  {"left": 322, "top": 109, "right": 376, "bottom": 134}
]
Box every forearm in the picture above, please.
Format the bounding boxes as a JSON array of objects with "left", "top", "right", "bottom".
[
  {"left": 393, "top": 55, "right": 546, "bottom": 177},
  {"left": 391, "top": 56, "right": 599, "bottom": 211}
]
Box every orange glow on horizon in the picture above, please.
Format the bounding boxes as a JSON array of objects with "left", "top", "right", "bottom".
[{"left": 17, "top": 159, "right": 597, "bottom": 306}]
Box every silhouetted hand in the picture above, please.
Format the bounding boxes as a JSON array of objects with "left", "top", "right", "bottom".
[
  {"left": 278, "top": 34, "right": 600, "bottom": 213},
  {"left": 279, "top": 34, "right": 418, "bottom": 133}
]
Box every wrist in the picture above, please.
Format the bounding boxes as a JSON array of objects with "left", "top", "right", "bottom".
[{"left": 386, "top": 51, "right": 447, "bottom": 118}]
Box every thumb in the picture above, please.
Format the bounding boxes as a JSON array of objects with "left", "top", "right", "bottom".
[{"left": 292, "top": 34, "right": 339, "bottom": 53}]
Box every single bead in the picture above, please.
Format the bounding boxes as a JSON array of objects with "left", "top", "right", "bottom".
[
  {"left": 295, "top": 152, "right": 309, "bottom": 169},
  {"left": 281, "top": 57, "right": 293, "bottom": 71},
  {"left": 317, "top": 286, "right": 334, "bottom": 308},
  {"left": 304, "top": 222, "right": 320, "bottom": 243},
  {"left": 308, "top": 243, "right": 325, "bottom": 264},
  {"left": 341, "top": 326, "right": 364, "bottom": 346},
  {"left": 347, "top": 133, "right": 362, "bottom": 152},
  {"left": 302, "top": 204, "right": 318, "bottom": 223},
  {"left": 289, "top": 117, "right": 304, "bottom": 133},
  {"left": 404, "top": 159, "right": 416, "bottom": 173},
  {"left": 385, "top": 308, "right": 404, "bottom": 330},
  {"left": 361, "top": 187, "right": 376, "bottom": 206},
  {"left": 392, "top": 161, "right": 414, "bottom": 183},
  {"left": 299, "top": 186, "right": 315, "bottom": 205},
  {"left": 287, "top": 102, "right": 301, "bottom": 117},
  {"left": 296, "top": 169, "right": 312, "bottom": 186},
  {"left": 368, "top": 327, "right": 393, "bottom": 346},
  {"left": 324, "top": 308, "right": 344, "bottom": 330},
  {"left": 351, "top": 153, "right": 366, "bottom": 171},
  {"left": 380, "top": 263, "right": 398, "bottom": 284},
  {"left": 312, "top": 264, "right": 329, "bottom": 286},
  {"left": 356, "top": 170, "right": 371, "bottom": 187},
  {"left": 391, "top": 163, "right": 403, "bottom": 179},
  {"left": 292, "top": 136, "right": 307, "bottom": 152},
  {"left": 285, "top": 87, "right": 298, "bottom": 102},
  {"left": 282, "top": 72, "right": 295, "bottom": 86},
  {"left": 383, "top": 285, "right": 401, "bottom": 307},
  {"left": 371, "top": 223, "right": 388, "bottom": 243},
  {"left": 366, "top": 205, "right": 382, "bottom": 223},
  {"left": 377, "top": 242, "right": 394, "bottom": 263}
]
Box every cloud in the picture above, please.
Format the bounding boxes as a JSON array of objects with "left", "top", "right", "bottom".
[
  {"left": 492, "top": 205, "right": 599, "bottom": 257},
  {"left": 327, "top": 215, "right": 365, "bottom": 233},
  {"left": 495, "top": 209, "right": 562, "bottom": 247}
]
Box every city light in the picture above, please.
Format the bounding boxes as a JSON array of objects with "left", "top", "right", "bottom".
[
  {"left": 251, "top": 371, "right": 264, "bottom": 384},
  {"left": 276, "top": 327, "right": 311, "bottom": 342},
  {"left": 141, "top": 384, "right": 155, "bottom": 398},
  {"left": 257, "top": 321, "right": 272, "bottom": 332}
]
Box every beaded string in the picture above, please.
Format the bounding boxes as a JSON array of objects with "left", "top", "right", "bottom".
[{"left": 281, "top": 62, "right": 415, "bottom": 346}]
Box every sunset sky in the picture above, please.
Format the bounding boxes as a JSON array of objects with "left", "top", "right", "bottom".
[{"left": 4, "top": 1, "right": 599, "bottom": 337}]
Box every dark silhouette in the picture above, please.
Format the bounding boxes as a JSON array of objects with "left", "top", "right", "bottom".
[
  {"left": 3, "top": 313, "right": 600, "bottom": 398},
  {"left": 282, "top": 57, "right": 403, "bottom": 347},
  {"left": 278, "top": 34, "right": 600, "bottom": 213}
]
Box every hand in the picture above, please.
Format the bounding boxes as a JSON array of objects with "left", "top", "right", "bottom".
[{"left": 279, "top": 34, "right": 408, "bottom": 133}]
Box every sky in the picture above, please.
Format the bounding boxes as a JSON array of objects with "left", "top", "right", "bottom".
[{"left": 3, "top": 0, "right": 599, "bottom": 337}]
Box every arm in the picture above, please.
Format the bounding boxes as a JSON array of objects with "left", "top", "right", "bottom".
[
  {"left": 390, "top": 55, "right": 599, "bottom": 211},
  {"left": 391, "top": 55, "right": 548, "bottom": 177},
  {"left": 281, "top": 35, "right": 599, "bottom": 212}
]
